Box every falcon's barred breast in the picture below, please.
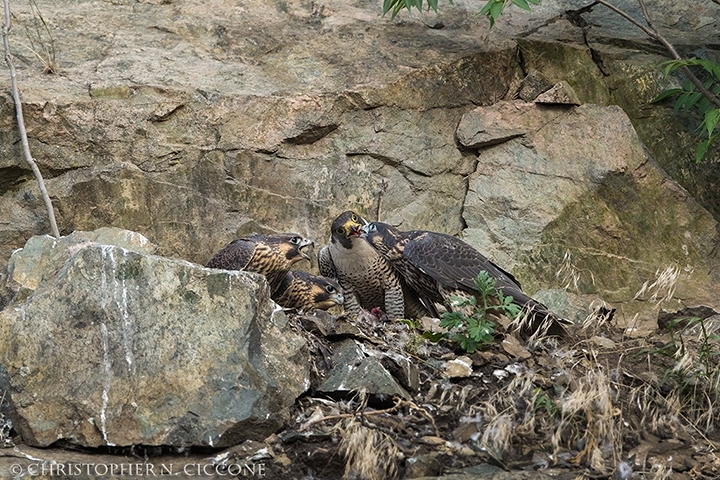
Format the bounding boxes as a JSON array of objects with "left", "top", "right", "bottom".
[
  {"left": 206, "top": 233, "right": 313, "bottom": 295},
  {"left": 272, "top": 270, "right": 344, "bottom": 312},
  {"left": 360, "top": 222, "right": 570, "bottom": 335},
  {"left": 317, "top": 211, "right": 430, "bottom": 320}
]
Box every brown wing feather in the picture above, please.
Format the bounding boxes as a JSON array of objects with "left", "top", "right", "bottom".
[
  {"left": 402, "top": 231, "right": 551, "bottom": 312},
  {"left": 206, "top": 238, "right": 256, "bottom": 270},
  {"left": 402, "top": 231, "right": 520, "bottom": 291}
]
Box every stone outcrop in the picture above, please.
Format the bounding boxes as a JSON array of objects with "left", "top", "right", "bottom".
[
  {"left": 0, "top": 228, "right": 310, "bottom": 448},
  {"left": 458, "top": 101, "right": 720, "bottom": 331},
  {"left": 1, "top": 0, "right": 718, "bottom": 270}
]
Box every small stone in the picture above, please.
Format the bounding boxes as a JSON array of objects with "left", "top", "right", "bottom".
[
  {"left": 405, "top": 452, "right": 442, "bottom": 478},
  {"left": 445, "top": 356, "right": 473, "bottom": 378},
  {"left": 518, "top": 69, "right": 554, "bottom": 102},
  {"left": 425, "top": 19, "right": 444, "bottom": 29},
  {"left": 452, "top": 420, "right": 481, "bottom": 443},
  {"left": 588, "top": 335, "right": 616, "bottom": 349},
  {"left": 534, "top": 81, "right": 581, "bottom": 105},
  {"left": 419, "top": 435, "right": 446, "bottom": 445},
  {"left": 501, "top": 335, "right": 532, "bottom": 360},
  {"left": 493, "top": 369, "right": 509, "bottom": 380}
]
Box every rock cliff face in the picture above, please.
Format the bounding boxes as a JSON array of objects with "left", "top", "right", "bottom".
[{"left": 0, "top": 3, "right": 718, "bottom": 325}]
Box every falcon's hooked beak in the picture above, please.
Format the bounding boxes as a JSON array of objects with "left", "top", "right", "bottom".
[
  {"left": 299, "top": 238, "right": 314, "bottom": 261},
  {"left": 338, "top": 215, "right": 366, "bottom": 238},
  {"left": 347, "top": 222, "right": 363, "bottom": 238},
  {"left": 358, "top": 223, "right": 372, "bottom": 238}
]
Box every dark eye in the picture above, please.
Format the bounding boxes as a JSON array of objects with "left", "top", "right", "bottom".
[
  {"left": 350, "top": 214, "right": 358, "bottom": 222},
  {"left": 326, "top": 285, "right": 336, "bottom": 293},
  {"left": 290, "top": 237, "right": 302, "bottom": 245},
  {"left": 336, "top": 227, "right": 346, "bottom": 235},
  {"left": 368, "top": 224, "right": 377, "bottom": 232}
]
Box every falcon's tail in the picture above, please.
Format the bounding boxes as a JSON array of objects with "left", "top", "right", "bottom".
[{"left": 499, "top": 287, "right": 573, "bottom": 337}]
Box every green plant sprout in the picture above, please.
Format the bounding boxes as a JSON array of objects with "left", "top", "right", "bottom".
[{"left": 426, "top": 270, "right": 521, "bottom": 353}]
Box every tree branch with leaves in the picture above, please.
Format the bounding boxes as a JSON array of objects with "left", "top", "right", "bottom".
[{"left": 2, "top": 0, "right": 59, "bottom": 237}]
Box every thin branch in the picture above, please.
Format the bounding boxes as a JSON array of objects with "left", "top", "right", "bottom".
[
  {"left": 299, "top": 398, "right": 439, "bottom": 435},
  {"left": 375, "top": 179, "right": 388, "bottom": 222},
  {"left": 2, "top": 0, "right": 59, "bottom": 237},
  {"left": 594, "top": 0, "right": 720, "bottom": 110},
  {"left": 593, "top": 0, "right": 654, "bottom": 38}
]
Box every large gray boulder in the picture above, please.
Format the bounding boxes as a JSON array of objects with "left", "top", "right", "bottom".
[{"left": 0, "top": 228, "right": 310, "bottom": 448}]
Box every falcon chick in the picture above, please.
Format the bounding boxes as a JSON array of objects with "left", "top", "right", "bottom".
[
  {"left": 360, "top": 222, "right": 570, "bottom": 336},
  {"left": 272, "top": 270, "right": 345, "bottom": 312},
  {"left": 206, "top": 233, "right": 313, "bottom": 295},
  {"left": 317, "top": 211, "right": 430, "bottom": 320}
]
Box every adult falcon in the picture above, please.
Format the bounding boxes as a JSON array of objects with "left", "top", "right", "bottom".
[
  {"left": 206, "top": 233, "right": 313, "bottom": 295},
  {"left": 360, "top": 222, "right": 570, "bottom": 336},
  {"left": 272, "top": 270, "right": 345, "bottom": 312},
  {"left": 317, "top": 211, "right": 430, "bottom": 320}
]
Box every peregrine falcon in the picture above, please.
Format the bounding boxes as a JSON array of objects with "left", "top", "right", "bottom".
[
  {"left": 206, "top": 233, "right": 313, "bottom": 295},
  {"left": 360, "top": 222, "right": 570, "bottom": 335},
  {"left": 317, "top": 211, "right": 430, "bottom": 320},
  {"left": 272, "top": 270, "right": 345, "bottom": 312}
]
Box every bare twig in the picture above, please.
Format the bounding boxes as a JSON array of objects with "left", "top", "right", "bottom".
[
  {"left": 375, "top": 179, "right": 388, "bottom": 222},
  {"left": 594, "top": 0, "right": 720, "bottom": 110},
  {"left": 2, "top": 0, "right": 59, "bottom": 237},
  {"left": 299, "top": 398, "right": 439, "bottom": 435}
]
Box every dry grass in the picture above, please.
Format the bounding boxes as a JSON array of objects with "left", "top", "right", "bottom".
[
  {"left": 555, "top": 250, "right": 595, "bottom": 292},
  {"left": 17, "top": 0, "right": 58, "bottom": 74},
  {"left": 633, "top": 266, "right": 680, "bottom": 304},
  {"left": 338, "top": 418, "right": 399, "bottom": 480},
  {"left": 551, "top": 368, "right": 622, "bottom": 473}
]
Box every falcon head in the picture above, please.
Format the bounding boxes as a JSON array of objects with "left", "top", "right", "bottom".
[
  {"left": 329, "top": 211, "right": 368, "bottom": 249},
  {"left": 273, "top": 271, "right": 344, "bottom": 311},
  {"left": 247, "top": 233, "right": 314, "bottom": 264},
  {"left": 359, "top": 222, "right": 403, "bottom": 258},
  {"left": 309, "top": 275, "right": 345, "bottom": 310}
]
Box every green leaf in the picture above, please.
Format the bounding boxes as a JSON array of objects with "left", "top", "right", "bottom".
[
  {"left": 504, "top": 303, "right": 522, "bottom": 319},
  {"left": 651, "top": 88, "right": 683, "bottom": 103},
  {"left": 440, "top": 311, "right": 465, "bottom": 329},
  {"left": 479, "top": 0, "right": 494, "bottom": 15},
  {"left": 703, "top": 108, "right": 720, "bottom": 137},
  {"left": 382, "top": 0, "right": 394, "bottom": 15},
  {"left": 698, "top": 98, "right": 711, "bottom": 115},
  {"left": 681, "top": 92, "right": 702, "bottom": 111},
  {"left": 428, "top": 0, "right": 438, "bottom": 12},
  {"left": 512, "top": 0, "right": 532, "bottom": 11},
  {"left": 423, "top": 331, "right": 446, "bottom": 342},
  {"left": 449, "top": 295, "right": 471, "bottom": 307},
  {"left": 696, "top": 139, "right": 711, "bottom": 163},
  {"left": 455, "top": 334, "right": 478, "bottom": 353},
  {"left": 674, "top": 92, "right": 690, "bottom": 113},
  {"left": 488, "top": 0, "right": 506, "bottom": 26},
  {"left": 468, "top": 318, "right": 495, "bottom": 344}
]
